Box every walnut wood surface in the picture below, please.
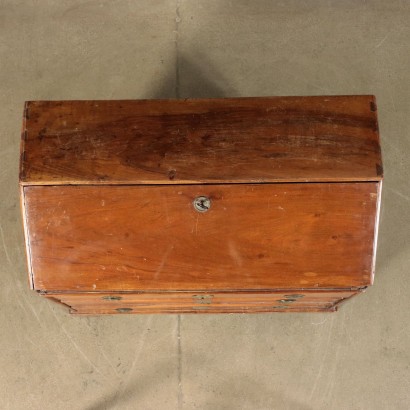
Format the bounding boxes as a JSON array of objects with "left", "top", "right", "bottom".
[
  {"left": 45, "top": 290, "right": 357, "bottom": 314},
  {"left": 20, "top": 96, "right": 383, "bottom": 313},
  {"left": 20, "top": 96, "right": 382, "bottom": 185},
  {"left": 24, "top": 182, "right": 379, "bottom": 292}
]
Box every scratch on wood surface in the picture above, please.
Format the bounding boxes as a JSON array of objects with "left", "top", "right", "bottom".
[
  {"left": 191, "top": 213, "right": 199, "bottom": 235},
  {"left": 164, "top": 197, "right": 170, "bottom": 224},
  {"left": 228, "top": 241, "right": 243, "bottom": 267},
  {"left": 195, "top": 213, "right": 199, "bottom": 235},
  {"left": 154, "top": 244, "right": 174, "bottom": 279}
]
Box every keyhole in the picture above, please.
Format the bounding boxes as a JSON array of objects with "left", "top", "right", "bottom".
[{"left": 193, "top": 196, "right": 211, "bottom": 213}]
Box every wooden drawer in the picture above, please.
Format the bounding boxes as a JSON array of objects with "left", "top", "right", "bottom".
[
  {"left": 46, "top": 290, "right": 358, "bottom": 314},
  {"left": 19, "top": 96, "right": 382, "bottom": 314}
]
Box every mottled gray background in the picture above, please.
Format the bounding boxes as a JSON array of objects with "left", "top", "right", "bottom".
[{"left": 1, "top": 1, "right": 409, "bottom": 409}]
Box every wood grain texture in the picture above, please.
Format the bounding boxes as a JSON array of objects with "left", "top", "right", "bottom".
[
  {"left": 45, "top": 290, "right": 357, "bottom": 314},
  {"left": 19, "top": 96, "right": 383, "bottom": 313},
  {"left": 19, "top": 96, "right": 382, "bottom": 185},
  {"left": 24, "top": 182, "right": 379, "bottom": 292}
]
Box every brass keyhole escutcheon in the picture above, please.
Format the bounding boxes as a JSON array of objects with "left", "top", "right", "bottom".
[{"left": 193, "top": 196, "right": 211, "bottom": 213}]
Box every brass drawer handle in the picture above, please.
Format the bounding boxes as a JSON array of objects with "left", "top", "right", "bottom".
[
  {"left": 102, "top": 296, "right": 122, "bottom": 301},
  {"left": 116, "top": 307, "right": 133, "bottom": 313}
]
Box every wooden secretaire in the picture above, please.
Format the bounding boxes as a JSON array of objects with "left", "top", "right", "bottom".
[{"left": 19, "top": 96, "right": 383, "bottom": 314}]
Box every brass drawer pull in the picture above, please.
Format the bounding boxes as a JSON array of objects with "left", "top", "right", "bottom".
[
  {"left": 102, "top": 296, "right": 122, "bottom": 301},
  {"left": 116, "top": 307, "right": 133, "bottom": 313}
]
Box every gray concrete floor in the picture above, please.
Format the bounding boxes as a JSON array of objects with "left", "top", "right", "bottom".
[{"left": 1, "top": 1, "right": 409, "bottom": 409}]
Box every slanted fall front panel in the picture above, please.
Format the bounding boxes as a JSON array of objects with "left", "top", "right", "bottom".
[{"left": 24, "top": 183, "right": 378, "bottom": 292}]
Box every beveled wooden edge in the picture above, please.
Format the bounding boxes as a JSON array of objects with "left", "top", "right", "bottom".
[
  {"left": 24, "top": 94, "right": 379, "bottom": 103},
  {"left": 371, "top": 180, "right": 383, "bottom": 285},
  {"left": 38, "top": 287, "right": 367, "bottom": 295},
  {"left": 22, "top": 95, "right": 380, "bottom": 121},
  {"left": 332, "top": 290, "right": 363, "bottom": 311},
  {"left": 44, "top": 295, "right": 75, "bottom": 311},
  {"left": 68, "top": 308, "right": 338, "bottom": 315},
  {"left": 20, "top": 186, "right": 34, "bottom": 289},
  {"left": 19, "top": 102, "right": 28, "bottom": 184},
  {"left": 19, "top": 104, "right": 35, "bottom": 289}
]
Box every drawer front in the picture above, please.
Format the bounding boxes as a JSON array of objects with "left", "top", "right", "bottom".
[
  {"left": 47, "top": 290, "right": 357, "bottom": 314},
  {"left": 24, "top": 182, "right": 379, "bottom": 292}
]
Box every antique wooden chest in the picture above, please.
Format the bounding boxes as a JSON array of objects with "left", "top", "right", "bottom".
[{"left": 19, "top": 96, "right": 383, "bottom": 314}]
